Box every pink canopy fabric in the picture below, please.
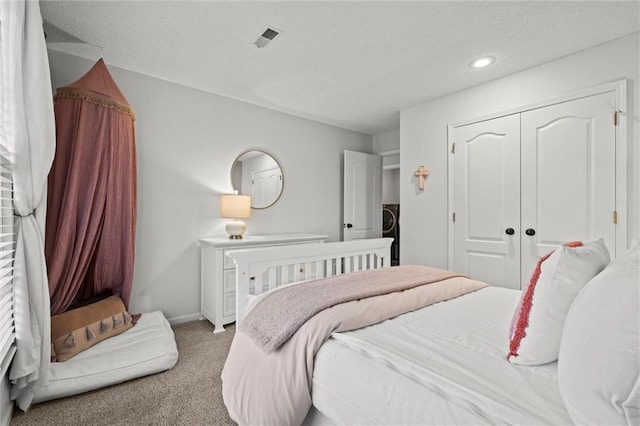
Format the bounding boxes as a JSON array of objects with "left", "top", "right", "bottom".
[{"left": 46, "top": 59, "right": 137, "bottom": 315}]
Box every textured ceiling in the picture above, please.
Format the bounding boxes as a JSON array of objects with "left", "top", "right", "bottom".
[{"left": 40, "top": 1, "right": 639, "bottom": 135}]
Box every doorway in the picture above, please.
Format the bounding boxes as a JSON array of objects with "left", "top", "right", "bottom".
[
  {"left": 343, "top": 150, "right": 382, "bottom": 241},
  {"left": 380, "top": 148, "right": 400, "bottom": 263}
]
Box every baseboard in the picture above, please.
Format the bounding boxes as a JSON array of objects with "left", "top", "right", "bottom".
[{"left": 167, "top": 312, "right": 202, "bottom": 325}]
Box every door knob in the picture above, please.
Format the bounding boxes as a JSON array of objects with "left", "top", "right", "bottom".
[
  {"left": 505, "top": 228, "right": 515, "bottom": 235},
  {"left": 344, "top": 223, "right": 353, "bottom": 229},
  {"left": 525, "top": 228, "right": 536, "bottom": 236}
]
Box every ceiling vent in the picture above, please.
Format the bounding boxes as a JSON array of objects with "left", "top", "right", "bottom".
[{"left": 253, "top": 26, "right": 282, "bottom": 49}]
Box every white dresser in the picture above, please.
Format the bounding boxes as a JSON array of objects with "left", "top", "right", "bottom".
[{"left": 199, "top": 233, "right": 328, "bottom": 332}]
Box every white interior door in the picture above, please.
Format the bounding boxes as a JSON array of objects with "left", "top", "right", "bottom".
[
  {"left": 251, "top": 167, "right": 283, "bottom": 208},
  {"left": 453, "top": 114, "right": 521, "bottom": 289},
  {"left": 520, "top": 91, "right": 617, "bottom": 283},
  {"left": 452, "top": 90, "right": 618, "bottom": 289},
  {"left": 343, "top": 150, "right": 382, "bottom": 241}
]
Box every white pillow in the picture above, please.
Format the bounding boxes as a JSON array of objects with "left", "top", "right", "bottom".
[
  {"left": 508, "top": 239, "right": 610, "bottom": 365},
  {"left": 558, "top": 242, "right": 639, "bottom": 425}
]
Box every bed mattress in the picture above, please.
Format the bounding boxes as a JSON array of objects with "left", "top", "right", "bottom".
[{"left": 311, "top": 286, "right": 572, "bottom": 425}]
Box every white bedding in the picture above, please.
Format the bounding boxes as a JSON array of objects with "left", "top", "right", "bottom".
[
  {"left": 33, "top": 311, "right": 178, "bottom": 404},
  {"left": 311, "top": 287, "right": 573, "bottom": 425}
]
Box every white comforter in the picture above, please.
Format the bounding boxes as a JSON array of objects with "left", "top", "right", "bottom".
[
  {"left": 222, "top": 272, "right": 486, "bottom": 426},
  {"left": 312, "top": 287, "right": 573, "bottom": 425}
]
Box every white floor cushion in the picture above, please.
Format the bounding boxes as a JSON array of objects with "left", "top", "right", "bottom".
[{"left": 33, "top": 311, "right": 178, "bottom": 404}]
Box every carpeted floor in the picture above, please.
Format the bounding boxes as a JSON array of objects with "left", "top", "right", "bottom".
[{"left": 11, "top": 320, "right": 235, "bottom": 426}]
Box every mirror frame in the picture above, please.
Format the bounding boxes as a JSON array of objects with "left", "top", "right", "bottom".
[{"left": 230, "top": 149, "right": 284, "bottom": 209}]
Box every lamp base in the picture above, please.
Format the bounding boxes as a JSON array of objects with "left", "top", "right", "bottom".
[{"left": 225, "top": 219, "right": 247, "bottom": 240}]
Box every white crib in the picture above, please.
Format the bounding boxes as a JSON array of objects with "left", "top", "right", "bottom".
[{"left": 226, "top": 237, "right": 393, "bottom": 323}]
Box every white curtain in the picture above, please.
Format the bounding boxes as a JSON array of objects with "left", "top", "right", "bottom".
[{"left": 0, "top": 0, "right": 55, "bottom": 410}]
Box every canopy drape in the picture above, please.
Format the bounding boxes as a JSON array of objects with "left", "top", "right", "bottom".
[
  {"left": 0, "top": 0, "right": 56, "bottom": 410},
  {"left": 46, "top": 59, "right": 137, "bottom": 315}
]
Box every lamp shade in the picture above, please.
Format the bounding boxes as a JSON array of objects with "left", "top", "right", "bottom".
[{"left": 220, "top": 194, "right": 251, "bottom": 219}]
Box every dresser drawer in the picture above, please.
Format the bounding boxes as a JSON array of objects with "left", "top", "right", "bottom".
[
  {"left": 223, "top": 249, "right": 235, "bottom": 270},
  {"left": 223, "top": 269, "right": 236, "bottom": 293},
  {"left": 223, "top": 292, "right": 236, "bottom": 317},
  {"left": 223, "top": 269, "right": 257, "bottom": 294}
]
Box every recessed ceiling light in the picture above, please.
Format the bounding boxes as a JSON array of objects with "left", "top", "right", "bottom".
[{"left": 470, "top": 56, "right": 495, "bottom": 68}]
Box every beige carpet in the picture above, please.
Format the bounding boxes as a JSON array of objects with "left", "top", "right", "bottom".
[{"left": 11, "top": 320, "right": 235, "bottom": 426}]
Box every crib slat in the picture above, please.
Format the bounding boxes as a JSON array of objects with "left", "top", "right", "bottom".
[
  {"left": 294, "top": 263, "right": 301, "bottom": 282},
  {"left": 315, "top": 260, "right": 322, "bottom": 279},
  {"left": 282, "top": 266, "right": 290, "bottom": 284},
  {"left": 255, "top": 275, "right": 263, "bottom": 294},
  {"left": 269, "top": 268, "right": 277, "bottom": 290},
  {"left": 303, "top": 262, "right": 310, "bottom": 280}
]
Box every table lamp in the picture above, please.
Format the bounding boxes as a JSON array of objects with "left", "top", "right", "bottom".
[{"left": 220, "top": 194, "right": 251, "bottom": 239}]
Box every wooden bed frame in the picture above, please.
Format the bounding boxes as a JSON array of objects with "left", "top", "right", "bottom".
[{"left": 226, "top": 237, "right": 393, "bottom": 324}]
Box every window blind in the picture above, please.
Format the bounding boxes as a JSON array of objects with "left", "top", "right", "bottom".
[{"left": 0, "top": 154, "right": 15, "bottom": 378}]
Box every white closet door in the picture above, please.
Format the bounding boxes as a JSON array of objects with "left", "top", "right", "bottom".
[
  {"left": 343, "top": 150, "right": 382, "bottom": 241},
  {"left": 453, "top": 114, "right": 521, "bottom": 289},
  {"left": 520, "top": 92, "right": 617, "bottom": 283}
]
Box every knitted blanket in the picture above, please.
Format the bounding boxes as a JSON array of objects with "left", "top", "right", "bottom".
[{"left": 241, "top": 265, "right": 464, "bottom": 352}]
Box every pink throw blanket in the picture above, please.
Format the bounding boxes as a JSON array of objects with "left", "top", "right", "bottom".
[
  {"left": 222, "top": 265, "right": 488, "bottom": 425},
  {"left": 242, "top": 265, "right": 463, "bottom": 352}
]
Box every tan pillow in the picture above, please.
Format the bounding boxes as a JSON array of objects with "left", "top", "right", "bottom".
[{"left": 51, "top": 295, "right": 133, "bottom": 362}]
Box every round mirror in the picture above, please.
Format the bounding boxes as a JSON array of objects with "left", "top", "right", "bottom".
[{"left": 230, "top": 150, "right": 283, "bottom": 209}]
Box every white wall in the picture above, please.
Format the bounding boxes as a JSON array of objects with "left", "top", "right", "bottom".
[
  {"left": 47, "top": 50, "right": 372, "bottom": 322},
  {"left": 400, "top": 33, "right": 640, "bottom": 268},
  {"left": 373, "top": 128, "right": 399, "bottom": 153},
  {"left": 382, "top": 169, "right": 400, "bottom": 205}
]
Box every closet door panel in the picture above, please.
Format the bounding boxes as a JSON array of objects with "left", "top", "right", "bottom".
[
  {"left": 453, "top": 114, "right": 520, "bottom": 289},
  {"left": 521, "top": 91, "right": 616, "bottom": 283}
]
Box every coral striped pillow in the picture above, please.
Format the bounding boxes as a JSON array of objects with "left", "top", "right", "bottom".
[{"left": 508, "top": 239, "right": 610, "bottom": 365}]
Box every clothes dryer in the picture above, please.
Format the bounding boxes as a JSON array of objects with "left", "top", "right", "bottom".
[{"left": 382, "top": 204, "right": 399, "bottom": 265}]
